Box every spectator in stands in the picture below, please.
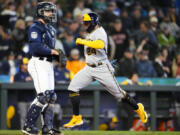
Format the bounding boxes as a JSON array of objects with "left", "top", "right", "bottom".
[
  {"left": 55, "top": 35, "right": 65, "bottom": 55},
  {"left": 57, "top": 19, "right": 67, "bottom": 36},
  {"left": 136, "top": 50, "right": 157, "bottom": 77},
  {"left": 56, "top": 2, "right": 63, "bottom": 19},
  {"left": 161, "top": 47, "right": 172, "bottom": 77},
  {"left": 158, "top": 25, "right": 176, "bottom": 48},
  {"left": 131, "top": 8, "right": 142, "bottom": 31},
  {"left": 120, "top": 9, "right": 133, "bottom": 32},
  {"left": 11, "top": 19, "right": 26, "bottom": 55},
  {"left": 149, "top": 16, "right": 159, "bottom": 36},
  {"left": 136, "top": 21, "right": 159, "bottom": 60},
  {"left": 156, "top": 8, "right": 165, "bottom": 22},
  {"left": 160, "top": 15, "right": 180, "bottom": 37},
  {"left": 115, "top": 49, "right": 136, "bottom": 78},
  {"left": 148, "top": 7, "right": 157, "bottom": 18},
  {"left": 66, "top": 48, "right": 86, "bottom": 77},
  {"left": 158, "top": 25, "right": 176, "bottom": 60},
  {"left": 25, "top": 16, "right": 34, "bottom": 28},
  {"left": 93, "top": 0, "right": 107, "bottom": 13},
  {"left": 1, "top": 52, "right": 17, "bottom": 81},
  {"left": 129, "top": 38, "right": 137, "bottom": 54},
  {"left": 54, "top": 62, "right": 71, "bottom": 84},
  {"left": 109, "top": 1, "right": 121, "bottom": 17},
  {"left": 62, "top": 31, "right": 76, "bottom": 57},
  {"left": 153, "top": 53, "right": 170, "bottom": 77},
  {"left": 25, "top": 16, "right": 34, "bottom": 41},
  {"left": 0, "top": 25, "right": 12, "bottom": 60},
  {"left": 155, "top": 0, "right": 173, "bottom": 14},
  {"left": 19, "top": 0, "right": 29, "bottom": 9},
  {"left": 68, "top": 20, "right": 80, "bottom": 38},
  {"left": 101, "top": 2, "right": 119, "bottom": 25},
  {"left": 172, "top": 53, "right": 180, "bottom": 78},
  {"left": 1, "top": 1, "right": 17, "bottom": 30},
  {"left": 16, "top": 54, "right": 23, "bottom": 68},
  {"left": 73, "top": 0, "right": 91, "bottom": 19},
  {"left": 13, "top": 57, "right": 31, "bottom": 82},
  {"left": 168, "top": 5, "right": 180, "bottom": 26},
  {"left": 0, "top": 0, "right": 4, "bottom": 12},
  {"left": 24, "top": 0, "right": 37, "bottom": 17},
  {"left": 84, "top": 0, "right": 93, "bottom": 10},
  {"left": 16, "top": 4, "right": 25, "bottom": 18},
  {"left": 63, "top": 10, "right": 73, "bottom": 23},
  {"left": 110, "top": 19, "right": 129, "bottom": 60}
]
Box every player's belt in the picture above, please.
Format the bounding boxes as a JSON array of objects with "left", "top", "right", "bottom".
[
  {"left": 87, "top": 62, "right": 102, "bottom": 68},
  {"left": 38, "top": 56, "right": 52, "bottom": 62}
]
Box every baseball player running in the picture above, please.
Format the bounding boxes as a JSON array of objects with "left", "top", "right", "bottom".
[
  {"left": 22, "top": 2, "right": 63, "bottom": 135},
  {"left": 64, "top": 12, "right": 148, "bottom": 128}
]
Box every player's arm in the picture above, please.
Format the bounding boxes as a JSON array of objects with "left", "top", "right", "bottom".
[{"left": 76, "top": 38, "right": 105, "bottom": 49}]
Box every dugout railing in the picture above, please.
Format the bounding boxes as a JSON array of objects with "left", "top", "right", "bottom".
[{"left": 0, "top": 83, "right": 179, "bottom": 130}]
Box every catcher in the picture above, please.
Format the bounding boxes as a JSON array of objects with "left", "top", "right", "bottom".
[
  {"left": 22, "top": 2, "right": 65, "bottom": 135},
  {"left": 63, "top": 12, "right": 148, "bottom": 128}
]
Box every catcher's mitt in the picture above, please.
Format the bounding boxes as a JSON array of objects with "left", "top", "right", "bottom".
[{"left": 54, "top": 49, "right": 67, "bottom": 67}]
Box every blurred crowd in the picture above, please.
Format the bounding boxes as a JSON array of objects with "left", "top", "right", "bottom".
[{"left": 0, "top": 0, "right": 180, "bottom": 82}]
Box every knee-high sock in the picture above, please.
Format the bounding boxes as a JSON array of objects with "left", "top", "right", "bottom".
[
  {"left": 69, "top": 91, "right": 80, "bottom": 115},
  {"left": 122, "top": 93, "right": 138, "bottom": 110}
]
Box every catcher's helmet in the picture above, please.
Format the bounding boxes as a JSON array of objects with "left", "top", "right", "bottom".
[
  {"left": 36, "top": 2, "right": 57, "bottom": 24},
  {"left": 82, "top": 12, "right": 99, "bottom": 32}
]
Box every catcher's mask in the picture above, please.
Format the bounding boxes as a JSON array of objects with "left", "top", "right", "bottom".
[
  {"left": 36, "top": 2, "right": 57, "bottom": 24},
  {"left": 82, "top": 12, "right": 99, "bottom": 33}
]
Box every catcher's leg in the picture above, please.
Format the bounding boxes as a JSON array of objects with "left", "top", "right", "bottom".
[
  {"left": 63, "top": 66, "right": 93, "bottom": 128},
  {"left": 95, "top": 64, "right": 148, "bottom": 123},
  {"left": 22, "top": 93, "right": 48, "bottom": 135},
  {"left": 41, "top": 90, "right": 63, "bottom": 135}
]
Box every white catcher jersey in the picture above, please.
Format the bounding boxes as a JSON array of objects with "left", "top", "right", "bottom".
[{"left": 84, "top": 27, "right": 108, "bottom": 64}]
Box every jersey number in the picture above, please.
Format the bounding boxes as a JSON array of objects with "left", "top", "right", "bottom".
[{"left": 86, "top": 47, "right": 96, "bottom": 55}]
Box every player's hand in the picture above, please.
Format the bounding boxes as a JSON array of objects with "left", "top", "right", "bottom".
[
  {"left": 25, "top": 77, "right": 32, "bottom": 82},
  {"left": 76, "top": 38, "right": 85, "bottom": 45},
  {"left": 141, "top": 39, "right": 147, "bottom": 46},
  {"left": 51, "top": 49, "right": 59, "bottom": 55},
  {"left": 163, "top": 66, "right": 170, "bottom": 73}
]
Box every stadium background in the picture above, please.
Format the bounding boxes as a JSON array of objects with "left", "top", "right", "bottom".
[{"left": 0, "top": 0, "right": 180, "bottom": 134}]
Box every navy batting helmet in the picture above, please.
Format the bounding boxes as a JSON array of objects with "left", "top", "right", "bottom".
[
  {"left": 83, "top": 12, "right": 99, "bottom": 32},
  {"left": 36, "top": 2, "right": 57, "bottom": 24}
]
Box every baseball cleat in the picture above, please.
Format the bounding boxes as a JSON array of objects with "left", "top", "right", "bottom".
[
  {"left": 134, "top": 103, "right": 148, "bottom": 123},
  {"left": 22, "top": 126, "right": 40, "bottom": 135},
  {"left": 63, "top": 114, "right": 83, "bottom": 128},
  {"left": 42, "top": 128, "right": 64, "bottom": 135}
]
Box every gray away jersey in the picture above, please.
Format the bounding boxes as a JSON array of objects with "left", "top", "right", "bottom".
[{"left": 84, "top": 27, "right": 108, "bottom": 64}]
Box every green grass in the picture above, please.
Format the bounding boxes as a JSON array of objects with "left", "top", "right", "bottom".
[{"left": 1, "top": 130, "right": 180, "bottom": 135}]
